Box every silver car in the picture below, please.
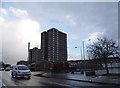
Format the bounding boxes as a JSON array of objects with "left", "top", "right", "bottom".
[{"left": 11, "top": 65, "right": 31, "bottom": 79}]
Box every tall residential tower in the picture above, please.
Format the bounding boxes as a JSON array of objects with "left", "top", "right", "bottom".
[{"left": 41, "top": 28, "right": 67, "bottom": 62}]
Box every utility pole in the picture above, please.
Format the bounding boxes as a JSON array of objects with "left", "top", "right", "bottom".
[
  {"left": 80, "top": 47, "right": 82, "bottom": 60},
  {"left": 82, "top": 41, "right": 86, "bottom": 71},
  {"left": 83, "top": 41, "right": 85, "bottom": 60}
]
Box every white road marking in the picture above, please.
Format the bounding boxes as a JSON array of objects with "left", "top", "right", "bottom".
[{"left": 2, "top": 83, "right": 8, "bottom": 88}]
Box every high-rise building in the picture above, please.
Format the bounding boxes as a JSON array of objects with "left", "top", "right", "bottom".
[
  {"left": 41, "top": 31, "right": 48, "bottom": 61},
  {"left": 41, "top": 28, "right": 67, "bottom": 62}
]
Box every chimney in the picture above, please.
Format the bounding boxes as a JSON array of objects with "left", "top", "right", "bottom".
[{"left": 28, "top": 42, "right": 30, "bottom": 51}]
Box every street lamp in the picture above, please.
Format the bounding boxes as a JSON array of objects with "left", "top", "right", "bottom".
[
  {"left": 83, "top": 39, "right": 91, "bottom": 60},
  {"left": 86, "top": 39, "right": 94, "bottom": 70},
  {"left": 75, "top": 46, "right": 82, "bottom": 60},
  {"left": 82, "top": 41, "right": 85, "bottom": 61},
  {"left": 74, "top": 39, "right": 91, "bottom": 72},
  {"left": 82, "top": 39, "right": 91, "bottom": 71},
  {"left": 75, "top": 46, "right": 84, "bottom": 74}
]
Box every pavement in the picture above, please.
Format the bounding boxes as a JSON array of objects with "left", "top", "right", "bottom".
[
  {"left": 0, "top": 72, "right": 2, "bottom": 87},
  {"left": 32, "top": 71, "right": 120, "bottom": 86}
]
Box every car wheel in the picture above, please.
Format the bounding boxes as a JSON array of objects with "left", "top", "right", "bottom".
[
  {"left": 15, "top": 73, "right": 17, "bottom": 79},
  {"left": 11, "top": 72, "right": 14, "bottom": 78},
  {"left": 28, "top": 76, "right": 30, "bottom": 79}
]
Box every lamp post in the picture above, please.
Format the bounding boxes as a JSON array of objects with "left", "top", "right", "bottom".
[
  {"left": 75, "top": 46, "right": 84, "bottom": 74},
  {"left": 80, "top": 47, "right": 82, "bottom": 60},
  {"left": 75, "top": 39, "right": 91, "bottom": 72},
  {"left": 75, "top": 41, "right": 86, "bottom": 61},
  {"left": 82, "top": 41, "right": 85, "bottom": 61},
  {"left": 82, "top": 39, "right": 91, "bottom": 71},
  {"left": 86, "top": 39, "right": 94, "bottom": 71},
  {"left": 82, "top": 41, "right": 87, "bottom": 71},
  {"left": 75, "top": 46, "right": 82, "bottom": 60},
  {"left": 75, "top": 41, "right": 86, "bottom": 71}
]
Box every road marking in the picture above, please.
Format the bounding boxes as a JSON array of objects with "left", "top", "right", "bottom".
[{"left": 2, "top": 83, "right": 8, "bottom": 88}]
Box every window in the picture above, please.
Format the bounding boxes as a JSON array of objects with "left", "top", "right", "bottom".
[{"left": 17, "top": 66, "right": 29, "bottom": 70}]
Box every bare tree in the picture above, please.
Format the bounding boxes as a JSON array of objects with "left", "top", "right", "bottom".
[{"left": 87, "top": 36, "right": 119, "bottom": 74}]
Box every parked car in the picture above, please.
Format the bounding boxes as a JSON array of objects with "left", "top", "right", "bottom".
[
  {"left": 11, "top": 65, "right": 31, "bottom": 79},
  {"left": 5, "top": 67, "right": 11, "bottom": 71},
  {"left": 0, "top": 68, "right": 4, "bottom": 71}
]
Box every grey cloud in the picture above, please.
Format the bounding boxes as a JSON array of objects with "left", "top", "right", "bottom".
[{"left": 11, "top": 2, "right": 118, "bottom": 36}]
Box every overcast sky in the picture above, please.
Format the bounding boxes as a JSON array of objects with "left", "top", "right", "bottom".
[{"left": 0, "top": 1, "right": 118, "bottom": 65}]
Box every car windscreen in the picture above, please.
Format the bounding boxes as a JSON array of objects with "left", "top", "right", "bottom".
[{"left": 17, "top": 66, "right": 29, "bottom": 70}]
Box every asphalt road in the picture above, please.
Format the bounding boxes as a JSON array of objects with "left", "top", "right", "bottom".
[{"left": 1, "top": 71, "right": 115, "bottom": 88}]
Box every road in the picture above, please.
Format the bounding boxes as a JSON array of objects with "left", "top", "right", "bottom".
[{"left": 1, "top": 71, "right": 116, "bottom": 87}]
